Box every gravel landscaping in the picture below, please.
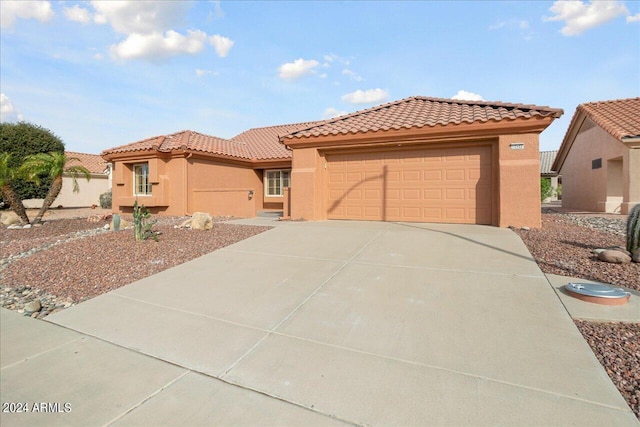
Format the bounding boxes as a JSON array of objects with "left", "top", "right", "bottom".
[
  {"left": 1, "top": 215, "right": 270, "bottom": 317},
  {"left": 515, "top": 212, "right": 639, "bottom": 419}
]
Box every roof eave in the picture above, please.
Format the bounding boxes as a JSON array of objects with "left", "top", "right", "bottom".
[
  {"left": 284, "top": 116, "right": 558, "bottom": 149},
  {"left": 552, "top": 109, "right": 586, "bottom": 173}
]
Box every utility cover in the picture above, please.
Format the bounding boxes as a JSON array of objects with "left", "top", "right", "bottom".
[{"left": 565, "top": 283, "right": 630, "bottom": 299}]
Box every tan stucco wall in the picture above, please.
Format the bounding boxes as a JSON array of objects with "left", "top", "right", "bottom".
[
  {"left": 559, "top": 118, "right": 636, "bottom": 213},
  {"left": 22, "top": 174, "right": 110, "bottom": 208},
  {"left": 496, "top": 133, "right": 541, "bottom": 228},
  {"left": 111, "top": 155, "right": 266, "bottom": 217},
  {"left": 112, "top": 156, "right": 184, "bottom": 215},
  {"left": 187, "top": 158, "right": 263, "bottom": 217}
]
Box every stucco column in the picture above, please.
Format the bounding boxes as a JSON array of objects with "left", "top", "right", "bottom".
[
  {"left": 290, "top": 147, "right": 324, "bottom": 220},
  {"left": 497, "top": 134, "right": 541, "bottom": 228}
]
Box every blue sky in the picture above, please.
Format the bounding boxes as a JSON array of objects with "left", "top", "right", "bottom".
[{"left": 1, "top": 1, "right": 638, "bottom": 154}]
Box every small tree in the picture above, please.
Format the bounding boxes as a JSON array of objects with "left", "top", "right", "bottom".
[
  {"left": 20, "top": 152, "right": 91, "bottom": 224},
  {"left": 0, "top": 153, "right": 30, "bottom": 224}
]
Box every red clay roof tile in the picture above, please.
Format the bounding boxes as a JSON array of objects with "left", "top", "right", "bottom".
[
  {"left": 283, "top": 96, "right": 563, "bottom": 140},
  {"left": 65, "top": 151, "right": 109, "bottom": 174},
  {"left": 578, "top": 97, "right": 640, "bottom": 141},
  {"left": 102, "top": 96, "right": 563, "bottom": 162},
  {"left": 231, "top": 121, "right": 323, "bottom": 160}
]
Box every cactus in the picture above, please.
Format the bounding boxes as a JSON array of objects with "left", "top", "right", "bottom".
[
  {"left": 112, "top": 213, "right": 121, "bottom": 231},
  {"left": 132, "top": 199, "right": 158, "bottom": 241},
  {"left": 627, "top": 204, "right": 640, "bottom": 255}
]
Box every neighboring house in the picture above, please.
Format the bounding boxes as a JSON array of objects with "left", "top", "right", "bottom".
[
  {"left": 540, "top": 150, "right": 559, "bottom": 202},
  {"left": 102, "top": 96, "right": 562, "bottom": 228},
  {"left": 552, "top": 97, "right": 640, "bottom": 214},
  {"left": 23, "top": 151, "right": 111, "bottom": 208}
]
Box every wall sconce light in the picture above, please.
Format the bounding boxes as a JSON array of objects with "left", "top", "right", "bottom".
[
  {"left": 509, "top": 143, "right": 525, "bottom": 150},
  {"left": 248, "top": 190, "right": 254, "bottom": 200}
]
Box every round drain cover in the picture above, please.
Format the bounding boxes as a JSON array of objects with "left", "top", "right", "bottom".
[{"left": 565, "top": 283, "right": 630, "bottom": 299}]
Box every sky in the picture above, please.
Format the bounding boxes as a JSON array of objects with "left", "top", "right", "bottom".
[{"left": 0, "top": 0, "right": 638, "bottom": 154}]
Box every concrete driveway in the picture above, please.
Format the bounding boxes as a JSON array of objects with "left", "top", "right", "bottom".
[{"left": 2, "top": 220, "right": 637, "bottom": 426}]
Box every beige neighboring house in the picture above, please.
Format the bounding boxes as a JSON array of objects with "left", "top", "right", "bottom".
[
  {"left": 552, "top": 97, "right": 639, "bottom": 214},
  {"left": 23, "top": 151, "right": 111, "bottom": 209},
  {"left": 540, "top": 150, "right": 559, "bottom": 202}
]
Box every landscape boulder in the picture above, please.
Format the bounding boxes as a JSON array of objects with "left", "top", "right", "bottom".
[
  {"left": 24, "top": 299, "right": 41, "bottom": 313},
  {"left": 598, "top": 250, "right": 632, "bottom": 264},
  {"left": 190, "top": 212, "right": 213, "bottom": 230},
  {"left": 1, "top": 211, "right": 21, "bottom": 226}
]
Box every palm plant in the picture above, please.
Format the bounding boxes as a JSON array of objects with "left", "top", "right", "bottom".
[
  {"left": 0, "top": 152, "right": 30, "bottom": 224},
  {"left": 20, "top": 152, "right": 91, "bottom": 224}
]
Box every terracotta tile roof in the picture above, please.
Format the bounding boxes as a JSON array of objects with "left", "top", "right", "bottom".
[
  {"left": 65, "top": 151, "right": 109, "bottom": 174},
  {"left": 577, "top": 97, "right": 640, "bottom": 141},
  {"left": 231, "top": 121, "right": 324, "bottom": 160},
  {"left": 539, "top": 150, "right": 558, "bottom": 175},
  {"left": 101, "top": 130, "right": 253, "bottom": 160},
  {"left": 283, "top": 96, "right": 563, "bottom": 140}
]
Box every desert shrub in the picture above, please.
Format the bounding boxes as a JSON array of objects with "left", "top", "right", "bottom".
[
  {"left": 133, "top": 199, "right": 159, "bottom": 241},
  {"left": 99, "top": 190, "right": 112, "bottom": 209}
]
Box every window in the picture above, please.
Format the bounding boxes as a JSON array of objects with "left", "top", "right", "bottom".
[
  {"left": 265, "top": 169, "right": 290, "bottom": 196},
  {"left": 133, "top": 163, "right": 151, "bottom": 195}
]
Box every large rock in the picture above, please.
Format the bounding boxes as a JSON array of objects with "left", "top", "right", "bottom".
[
  {"left": 1, "top": 211, "right": 21, "bottom": 226},
  {"left": 598, "top": 250, "right": 632, "bottom": 264},
  {"left": 190, "top": 212, "right": 213, "bottom": 230},
  {"left": 24, "top": 299, "right": 41, "bottom": 313}
]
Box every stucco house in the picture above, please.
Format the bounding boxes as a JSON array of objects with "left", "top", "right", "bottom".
[
  {"left": 102, "top": 96, "right": 562, "bottom": 228},
  {"left": 540, "top": 150, "right": 559, "bottom": 202},
  {"left": 552, "top": 97, "right": 640, "bottom": 214},
  {"left": 23, "top": 151, "right": 111, "bottom": 208}
]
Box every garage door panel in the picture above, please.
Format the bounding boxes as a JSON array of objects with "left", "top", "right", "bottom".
[{"left": 327, "top": 145, "right": 492, "bottom": 224}]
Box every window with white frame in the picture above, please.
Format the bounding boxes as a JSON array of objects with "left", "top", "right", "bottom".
[
  {"left": 133, "top": 163, "right": 151, "bottom": 196},
  {"left": 265, "top": 170, "right": 290, "bottom": 196}
]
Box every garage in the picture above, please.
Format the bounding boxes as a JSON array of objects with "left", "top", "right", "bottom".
[{"left": 326, "top": 144, "right": 493, "bottom": 224}]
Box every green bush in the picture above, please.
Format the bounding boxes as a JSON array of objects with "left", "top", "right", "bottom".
[
  {"left": 99, "top": 190, "right": 112, "bottom": 209},
  {"left": 540, "top": 178, "right": 553, "bottom": 202},
  {"left": 627, "top": 204, "right": 640, "bottom": 254},
  {"left": 0, "top": 122, "right": 65, "bottom": 202}
]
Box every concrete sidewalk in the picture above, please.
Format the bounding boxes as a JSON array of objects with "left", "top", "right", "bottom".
[{"left": 2, "top": 220, "right": 638, "bottom": 426}]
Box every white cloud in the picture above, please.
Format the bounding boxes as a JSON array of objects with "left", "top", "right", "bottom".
[
  {"left": 342, "top": 69, "right": 363, "bottom": 82},
  {"left": 93, "top": 53, "right": 104, "bottom": 60},
  {"left": 0, "top": 93, "right": 23, "bottom": 122},
  {"left": 110, "top": 30, "right": 208, "bottom": 61},
  {"left": 89, "top": 1, "right": 233, "bottom": 62},
  {"left": 544, "top": 0, "right": 629, "bottom": 36},
  {"left": 341, "top": 88, "right": 388, "bottom": 105},
  {"left": 1, "top": 0, "right": 54, "bottom": 28},
  {"left": 323, "top": 107, "right": 348, "bottom": 119},
  {"left": 64, "top": 4, "right": 92, "bottom": 24},
  {"left": 278, "top": 58, "right": 320, "bottom": 80},
  {"left": 319, "top": 73, "right": 328, "bottom": 79},
  {"left": 488, "top": 21, "right": 506, "bottom": 31},
  {"left": 209, "top": 34, "right": 234, "bottom": 57},
  {"left": 451, "top": 90, "right": 484, "bottom": 101},
  {"left": 627, "top": 13, "right": 640, "bottom": 23},
  {"left": 91, "top": 0, "right": 191, "bottom": 34},
  {"left": 195, "top": 68, "right": 218, "bottom": 77}
]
